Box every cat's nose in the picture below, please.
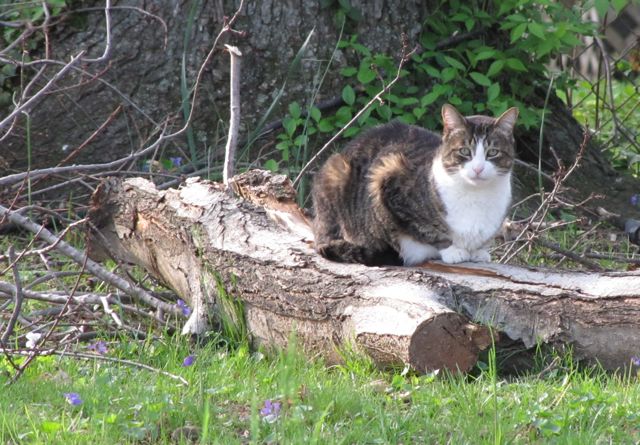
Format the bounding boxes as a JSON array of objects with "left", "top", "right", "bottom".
[{"left": 473, "top": 165, "right": 484, "bottom": 175}]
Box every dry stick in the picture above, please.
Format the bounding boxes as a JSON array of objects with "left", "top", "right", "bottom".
[
  {"left": 8, "top": 253, "right": 91, "bottom": 383},
  {"left": 1, "top": 348, "right": 188, "bottom": 385},
  {"left": 167, "top": 0, "right": 246, "bottom": 142},
  {"left": 82, "top": 0, "right": 112, "bottom": 63},
  {"left": 500, "top": 130, "right": 591, "bottom": 263},
  {"left": 583, "top": 252, "right": 640, "bottom": 265},
  {"left": 0, "top": 204, "right": 178, "bottom": 315},
  {"left": 0, "top": 283, "right": 175, "bottom": 328},
  {"left": 1, "top": 247, "right": 25, "bottom": 344},
  {"left": 223, "top": 45, "right": 242, "bottom": 186},
  {"left": 533, "top": 238, "right": 603, "bottom": 271},
  {"left": 293, "top": 41, "right": 418, "bottom": 187},
  {"left": 0, "top": 282, "right": 118, "bottom": 305}
]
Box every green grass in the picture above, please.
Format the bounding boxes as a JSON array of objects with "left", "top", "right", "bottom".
[{"left": 3, "top": 335, "right": 640, "bottom": 444}]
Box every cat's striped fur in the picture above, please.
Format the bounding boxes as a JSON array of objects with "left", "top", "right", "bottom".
[{"left": 311, "top": 104, "right": 518, "bottom": 266}]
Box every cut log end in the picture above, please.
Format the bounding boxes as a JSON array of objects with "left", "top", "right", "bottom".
[{"left": 408, "top": 315, "right": 493, "bottom": 373}]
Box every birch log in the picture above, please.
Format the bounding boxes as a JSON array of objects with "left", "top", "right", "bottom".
[{"left": 87, "top": 171, "right": 640, "bottom": 372}]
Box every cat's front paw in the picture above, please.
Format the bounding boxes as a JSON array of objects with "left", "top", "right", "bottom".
[
  {"left": 439, "top": 246, "right": 471, "bottom": 264},
  {"left": 470, "top": 249, "right": 491, "bottom": 262}
]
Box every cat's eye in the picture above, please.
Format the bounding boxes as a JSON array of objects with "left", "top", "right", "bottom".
[
  {"left": 486, "top": 148, "right": 500, "bottom": 158},
  {"left": 459, "top": 147, "right": 472, "bottom": 157}
]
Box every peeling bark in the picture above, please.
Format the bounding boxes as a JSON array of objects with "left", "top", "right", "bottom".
[{"left": 87, "top": 171, "right": 640, "bottom": 372}]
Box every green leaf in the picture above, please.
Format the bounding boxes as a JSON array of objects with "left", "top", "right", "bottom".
[
  {"left": 344, "top": 126, "right": 360, "bottom": 138},
  {"left": 487, "top": 59, "right": 505, "bottom": 77},
  {"left": 470, "top": 71, "right": 492, "bottom": 87},
  {"left": 340, "top": 66, "right": 357, "bottom": 77},
  {"left": 505, "top": 58, "right": 527, "bottom": 72},
  {"left": 376, "top": 104, "right": 392, "bottom": 121},
  {"left": 413, "top": 107, "right": 426, "bottom": 119},
  {"left": 310, "top": 107, "right": 321, "bottom": 122},
  {"left": 528, "top": 22, "right": 546, "bottom": 39},
  {"left": 421, "top": 91, "right": 441, "bottom": 107},
  {"left": 264, "top": 159, "right": 279, "bottom": 172},
  {"left": 487, "top": 83, "right": 500, "bottom": 102},
  {"left": 357, "top": 61, "right": 376, "bottom": 84},
  {"left": 282, "top": 116, "right": 297, "bottom": 137},
  {"left": 441, "top": 67, "right": 457, "bottom": 82},
  {"left": 612, "top": 0, "right": 627, "bottom": 12},
  {"left": 443, "top": 55, "right": 466, "bottom": 71},
  {"left": 594, "top": 0, "right": 609, "bottom": 18},
  {"left": 400, "top": 97, "right": 419, "bottom": 106},
  {"left": 288, "top": 102, "right": 301, "bottom": 119},
  {"left": 421, "top": 64, "right": 441, "bottom": 79},
  {"left": 342, "top": 85, "right": 356, "bottom": 105},
  {"left": 318, "top": 119, "right": 334, "bottom": 133},
  {"left": 475, "top": 50, "right": 497, "bottom": 62},
  {"left": 335, "top": 106, "right": 353, "bottom": 125},
  {"left": 465, "top": 18, "right": 475, "bottom": 32},
  {"left": 510, "top": 22, "right": 527, "bottom": 43},
  {"left": 294, "top": 134, "right": 308, "bottom": 147},
  {"left": 399, "top": 113, "right": 417, "bottom": 125}
]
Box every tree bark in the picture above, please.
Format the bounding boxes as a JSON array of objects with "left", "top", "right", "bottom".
[
  {"left": 2, "top": 1, "right": 636, "bottom": 221},
  {"left": 87, "top": 171, "right": 640, "bottom": 372}
]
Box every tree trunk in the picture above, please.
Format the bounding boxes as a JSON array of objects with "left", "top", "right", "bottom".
[
  {"left": 2, "top": 1, "right": 636, "bottom": 219},
  {"left": 87, "top": 171, "right": 640, "bottom": 372},
  {"left": 1, "top": 0, "right": 429, "bottom": 172}
]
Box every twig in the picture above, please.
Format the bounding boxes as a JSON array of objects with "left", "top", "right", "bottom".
[
  {"left": 1, "top": 247, "right": 25, "bottom": 344},
  {"left": 533, "top": 238, "right": 603, "bottom": 271},
  {"left": 0, "top": 51, "right": 85, "bottom": 137},
  {"left": 582, "top": 252, "right": 640, "bottom": 265},
  {"left": 293, "top": 36, "right": 418, "bottom": 187},
  {"left": 223, "top": 45, "right": 242, "bottom": 186},
  {"left": 0, "top": 204, "right": 178, "bottom": 315},
  {"left": 1, "top": 348, "right": 188, "bottom": 386},
  {"left": 500, "top": 130, "right": 591, "bottom": 264},
  {"left": 82, "top": 0, "right": 112, "bottom": 63}
]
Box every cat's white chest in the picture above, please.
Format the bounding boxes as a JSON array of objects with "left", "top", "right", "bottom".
[{"left": 433, "top": 161, "right": 511, "bottom": 251}]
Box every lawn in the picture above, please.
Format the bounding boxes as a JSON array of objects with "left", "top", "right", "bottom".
[{"left": 3, "top": 333, "right": 640, "bottom": 444}]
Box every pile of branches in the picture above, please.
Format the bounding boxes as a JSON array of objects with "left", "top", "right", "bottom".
[{"left": 0, "top": 0, "right": 249, "bottom": 383}]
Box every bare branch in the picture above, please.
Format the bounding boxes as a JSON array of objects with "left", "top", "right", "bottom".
[
  {"left": 223, "top": 45, "right": 243, "bottom": 186},
  {"left": 0, "top": 51, "right": 85, "bottom": 138},
  {"left": 1, "top": 247, "right": 25, "bottom": 344},
  {"left": 0, "top": 204, "right": 178, "bottom": 316}
]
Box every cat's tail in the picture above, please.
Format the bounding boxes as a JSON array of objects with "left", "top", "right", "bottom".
[{"left": 315, "top": 240, "right": 401, "bottom": 266}]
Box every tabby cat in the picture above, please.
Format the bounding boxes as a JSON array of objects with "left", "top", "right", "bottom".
[{"left": 311, "top": 104, "right": 518, "bottom": 266}]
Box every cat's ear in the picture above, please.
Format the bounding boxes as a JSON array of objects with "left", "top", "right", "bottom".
[
  {"left": 495, "top": 107, "right": 519, "bottom": 133},
  {"left": 441, "top": 104, "right": 467, "bottom": 135}
]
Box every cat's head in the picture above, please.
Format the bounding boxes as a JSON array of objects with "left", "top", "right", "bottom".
[{"left": 438, "top": 104, "right": 518, "bottom": 186}]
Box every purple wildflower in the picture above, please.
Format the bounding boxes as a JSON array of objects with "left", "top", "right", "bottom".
[
  {"left": 632, "top": 356, "right": 640, "bottom": 367},
  {"left": 260, "top": 399, "right": 281, "bottom": 423},
  {"left": 170, "top": 157, "right": 183, "bottom": 168},
  {"left": 631, "top": 194, "right": 639, "bottom": 207},
  {"left": 88, "top": 340, "right": 108, "bottom": 355},
  {"left": 63, "top": 393, "right": 83, "bottom": 406},
  {"left": 176, "top": 299, "right": 192, "bottom": 317},
  {"left": 182, "top": 355, "right": 195, "bottom": 367}
]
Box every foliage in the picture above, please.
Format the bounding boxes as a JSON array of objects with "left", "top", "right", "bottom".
[{"left": 263, "top": 0, "right": 631, "bottom": 197}]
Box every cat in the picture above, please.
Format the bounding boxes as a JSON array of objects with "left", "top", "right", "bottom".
[{"left": 311, "top": 104, "right": 518, "bottom": 266}]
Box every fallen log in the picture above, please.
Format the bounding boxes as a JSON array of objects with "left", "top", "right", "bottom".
[{"left": 87, "top": 171, "right": 640, "bottom": 372}]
